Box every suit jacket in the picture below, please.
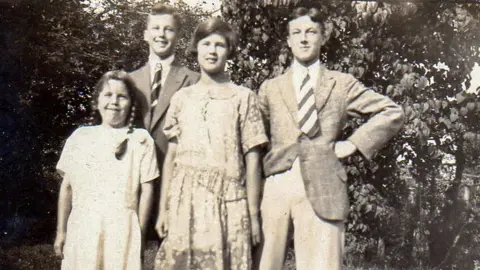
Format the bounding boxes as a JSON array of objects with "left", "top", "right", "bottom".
[
  {"left": 258, "top": 65, "right": 404, "bottom": 221},
  {"left": 129, "top": 61, "right": 200, "bottom": 162}
]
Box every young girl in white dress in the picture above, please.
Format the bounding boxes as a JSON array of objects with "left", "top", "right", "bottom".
[{"left": 53, "top": 70, "right": 159, "bottom": 270}]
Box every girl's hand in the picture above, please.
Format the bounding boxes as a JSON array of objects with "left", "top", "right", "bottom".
[
  {"left": 155, "top": 213, "right": 168, "bottom": 239},
  {"left": 54, "top": 232, "right": 66, "bottom": 259},
  {"left": 250, "top": 214, "right": 261, "bottom": 246}
]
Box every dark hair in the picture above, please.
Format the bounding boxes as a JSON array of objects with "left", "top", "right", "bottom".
[
  {"left": 288, "top": 7, "right": 326, "bottom": 33},
  {"left": 89, "top": 70, "right": 144, "bottom": 159},
  {"left": 188, "top": 17, "right": 237, "bottom": 59},
  {"left": 148, "top": 4, "right": 181, "bottom": 28}
]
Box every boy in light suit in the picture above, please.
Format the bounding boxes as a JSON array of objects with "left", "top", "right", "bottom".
[{"left": 257, "top": 7, "right": 404, "bottom": 270}]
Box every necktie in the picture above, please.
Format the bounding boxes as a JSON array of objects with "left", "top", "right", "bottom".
[
  {"left": 151, "top": 63, "right": 162, "bottom": 107},
  {"left": 297, "top": 71, "right": 320, "bottom": 137}
]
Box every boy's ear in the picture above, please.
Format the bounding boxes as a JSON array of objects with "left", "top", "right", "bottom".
[
  {"left": 321, "top": 21, "right": 333, "bottom": 45},
  {"left": 286, "top": 36, "right": 292, "bottom": 49},
  {"left": 143, "top": 30, "right": 148, "bottom": 42}
]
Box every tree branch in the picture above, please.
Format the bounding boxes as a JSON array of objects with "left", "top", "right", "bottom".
[{"left": 432, "top": 215, "right": 475, "bottom": 270}]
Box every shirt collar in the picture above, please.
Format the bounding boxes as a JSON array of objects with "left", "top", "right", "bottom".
[
  {"left": 149, "top": 53, "right": 175, "bottom": 70},
  {"left": 292, "top": 59, "right": 320, "bottom": 75}
]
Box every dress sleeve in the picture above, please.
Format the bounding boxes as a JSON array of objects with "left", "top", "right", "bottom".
[
  {"left": 56, "top": 128, "right": 81, "bottom": 177},
  {"left": 163, "top": 92, "right": 183, "bottom": 140},
  {"left": 239, "top": 91, "right": 269, "bottom": 154},
  {"left": 140, "top": 134, "right": 160, "bottom": 183}
]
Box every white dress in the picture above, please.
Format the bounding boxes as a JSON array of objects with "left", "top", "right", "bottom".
[{"left": 57, "top": 126, "right": 159, "bottom": 270}]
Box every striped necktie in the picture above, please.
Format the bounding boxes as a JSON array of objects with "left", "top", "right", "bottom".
[
  {"left": 297, "top": 71, "right": 320, "bottom": 137},
  {"left": 151, "top": 63, "right": 162, "bottom": 107}
]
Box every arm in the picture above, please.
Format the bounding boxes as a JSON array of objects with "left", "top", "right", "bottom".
[
  {"left": 155, "top": 141, "right": 177, "bottom": 238},
  {"left": 54, "top": 175, "right": 72, "bottom": 259},
  {"left": 343, "top": 75, "right": 405, "bottom": 159},
  {"left": 245, "top": 147, "right": 262, "bottom": 246},
  {"left": 138, "top": 181, "right": 154, "bottom": 237}
]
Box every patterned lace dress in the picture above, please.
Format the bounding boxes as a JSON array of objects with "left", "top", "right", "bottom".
[{"left": 155, "top": 82, "right": 268, "bottom": 270}]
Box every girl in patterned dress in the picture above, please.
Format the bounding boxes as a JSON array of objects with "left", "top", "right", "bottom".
[
  {"left": 53, "top": 71, "right": 159, "bottom": 270},
  {"left": 154, "top": 18, "right": 268, "bottom": 270}
]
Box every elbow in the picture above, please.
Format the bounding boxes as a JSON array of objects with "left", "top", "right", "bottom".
[
  {"left": 60, "top": 180, "right": 72, "bottom": 196},
  {"left": 394, "top": 106, "right": 406, "bottom": 129},
  {"left": 386, "top": 104, "right": 405, "bottom": 132}
]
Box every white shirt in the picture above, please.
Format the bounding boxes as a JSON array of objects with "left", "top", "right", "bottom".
[
  {"left": 149, "top": 53, "right": 175, "bottom": 87},
  {"left": 292, "top": 59, "right": 320, "bottom": 103}
]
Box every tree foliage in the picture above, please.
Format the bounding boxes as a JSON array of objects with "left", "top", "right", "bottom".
[
  {"left": 1, "top": 0, "right": 207, "bottom": 244},
  {"left": 223, "top": 0, "right": 480, "bottom": 269}
]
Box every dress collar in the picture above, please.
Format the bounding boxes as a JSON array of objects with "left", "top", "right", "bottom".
[{"left": 195, "top": 82, "right": 238, "bottom": 100}]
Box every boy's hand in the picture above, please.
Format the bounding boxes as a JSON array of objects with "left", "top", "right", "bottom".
[{"left": 334, "top": 140, "right": 357, "bottom": 159}]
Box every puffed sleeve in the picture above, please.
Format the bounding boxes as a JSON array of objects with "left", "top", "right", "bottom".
[
  {"left": 239, "top": 90, "right": 269, "bottom": 154},
  {"left": 139, "top": 132, "right": 160, "bottom": 183},
  {"left": 163, "top": 91, "right": 183, "bottom": 140},
  {"left": 56, "top": 128, "right": 82, "bottom": 177}
]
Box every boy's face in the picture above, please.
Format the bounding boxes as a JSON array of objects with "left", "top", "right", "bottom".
[
  {"left": 287, "top": 15, "right": 324, "bottom": 65},
  {"left": 144, "top": 14, "right": 178, "bottom": 58}
]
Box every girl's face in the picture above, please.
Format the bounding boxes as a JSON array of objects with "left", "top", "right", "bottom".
[
  {"left": 97, "top": 79, "right": 131, "bottom": 128},
  {"left": 197, "top": 33, "right": 229, "bottom": 75}
]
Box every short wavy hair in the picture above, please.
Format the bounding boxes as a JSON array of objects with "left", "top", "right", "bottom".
[
  {"left": 288, "top": 7, "right": 326, "bottom": 34},
  {"left": 188, "top": 18, "right": 238, "bottom": 59},
  {"left": 148, "top": 4, "right": 181, "bottom": 28}
]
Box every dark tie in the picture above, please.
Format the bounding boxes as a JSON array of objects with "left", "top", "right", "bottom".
[
  {"left": 297, "top": 71, "right": 320, "bottom": 138},
  {"left": 151, "top": 63, "right": 162, "bottom": 108}
]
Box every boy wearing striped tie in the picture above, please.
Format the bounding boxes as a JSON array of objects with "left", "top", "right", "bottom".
[
  {"left": 128, "top": 3, "right": 199, "bottom": 248},
  {"left": 257, "top": 6, "right": 404, "bottom": 270}
]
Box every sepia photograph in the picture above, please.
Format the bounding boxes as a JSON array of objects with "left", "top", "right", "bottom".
[{"left": 1, "top": 0, "right": 480, "bottom": 269}]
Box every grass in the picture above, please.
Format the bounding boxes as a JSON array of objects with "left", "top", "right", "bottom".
[
  {"left": 0, "top": 243, "right": 60, "bottom": 270},
  {"left": 0, "top": 242, "right": 159, "bottom": 270},
  {"left": 0, "top": 241, "right": 296, "bottom": 270},
  {"left": 0, "top": 241, "right": 427, "bottom": 270}
]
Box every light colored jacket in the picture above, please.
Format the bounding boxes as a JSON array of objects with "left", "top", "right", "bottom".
[{"left": 258, "top": 65, "right": 404, "bottom": 220}]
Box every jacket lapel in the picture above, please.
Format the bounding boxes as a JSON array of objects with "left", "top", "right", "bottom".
[
  {"left": 314, "top": 66, "right": 335, "bottom": 112},
  {"left": 279, "top": 65, "right": 335, "bottom": 126},
  {"left": 150, "top": 63, "right": 187, "bottom": 130},
  {"left": 131, "top": 64, "right": 151, "bottom": 126},
  {"left": 278, "top": 69, "right": 299, "bottom": 123}
]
